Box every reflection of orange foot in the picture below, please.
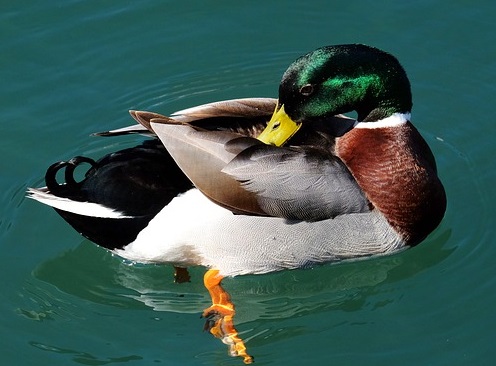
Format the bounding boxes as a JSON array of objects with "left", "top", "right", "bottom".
[{"left": 202, "top": 269, "right": 254, "bottom": 364}]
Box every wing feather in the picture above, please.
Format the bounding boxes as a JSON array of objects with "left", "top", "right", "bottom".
[{"left": 223, "top": 145, "right": 370, "bottom": 220}]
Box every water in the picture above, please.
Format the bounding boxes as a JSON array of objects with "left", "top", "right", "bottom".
[{"left": 2, "top": 0, "right": 495, "bottom": 364}]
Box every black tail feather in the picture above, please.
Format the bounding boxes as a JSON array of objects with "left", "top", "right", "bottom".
[{"left": 44, "top": 139, "right": 194, "bottom": 250}]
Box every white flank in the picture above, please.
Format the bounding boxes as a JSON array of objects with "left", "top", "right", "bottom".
[
  {"left": 354, "top": 112, "right": 411, "bottom": 129},
  {"left": 115, "top": 188, "right": 232, "bottom": 263},
  {"left": 26, "top": 188, "right": 131, "bottom": 218}
]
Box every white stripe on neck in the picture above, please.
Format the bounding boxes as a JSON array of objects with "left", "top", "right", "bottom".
[{"left": 353, "top": 112, "right": 411, "bottom": 129}]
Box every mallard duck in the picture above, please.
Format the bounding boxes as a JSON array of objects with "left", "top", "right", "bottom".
[{"left": 28, "top": 44, "right": 446, "bottom": 363}]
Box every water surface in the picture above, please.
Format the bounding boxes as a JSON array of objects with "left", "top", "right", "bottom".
[{"left": 2, "top": 1, "right": 495, "bottom": 365}]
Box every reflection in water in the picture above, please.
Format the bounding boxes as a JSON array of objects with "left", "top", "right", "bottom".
[
  {"left": 29, "top": 341, "right": 142, "bottom": 365},
  {"left": 29, "top": 227, "right": 452, "bottom": 329}
]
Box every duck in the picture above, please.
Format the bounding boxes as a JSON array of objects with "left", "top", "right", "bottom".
[{"left": 28, "top": 44, "right": 446, "bottom": 364}]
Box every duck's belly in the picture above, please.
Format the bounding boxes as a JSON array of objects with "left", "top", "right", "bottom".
[{"left": 116, "top": 189, "right": 406, "bottom": 276}]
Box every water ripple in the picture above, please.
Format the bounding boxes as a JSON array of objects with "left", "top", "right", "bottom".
[{"left": 29, "top": 341, "right": 142, "bottom": 365}]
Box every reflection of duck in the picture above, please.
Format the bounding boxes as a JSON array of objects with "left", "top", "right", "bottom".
[{"left": 28, "top": 44, "right": 446, "bottom": 363}]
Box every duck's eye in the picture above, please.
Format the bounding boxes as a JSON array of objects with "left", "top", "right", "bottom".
[{"left": 299, "top": 84, "right": 314, "bottom": 96}]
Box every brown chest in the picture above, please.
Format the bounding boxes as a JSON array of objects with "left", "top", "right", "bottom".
[{"left": 335, "top": 123, "right": 446, "bottom": 245}]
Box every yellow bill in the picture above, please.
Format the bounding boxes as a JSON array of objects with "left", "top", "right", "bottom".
[{"left": 257, "top": 104, "right": 301, "bottom": 146}]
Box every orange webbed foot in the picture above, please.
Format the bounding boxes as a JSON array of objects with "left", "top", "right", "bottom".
[{"left": 202, "top": 269, "right": 254, "bottom": 364}]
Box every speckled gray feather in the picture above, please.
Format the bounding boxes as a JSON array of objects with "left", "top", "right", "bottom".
[
  {"left": 119, "top": 189, "right": 406, "bottom": 277},
  {"left": 223, "top": 144, "right": 370, "bottom": 220},
  {"left": 201, "top": 209, "right": 405, "bottom": 276}
]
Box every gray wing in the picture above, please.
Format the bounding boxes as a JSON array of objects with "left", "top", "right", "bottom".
[
  {"left": 223, "top": 144, "right": 370, "bottom": 220},
  {"left": 125, "top": 102, "right": 368, "bottom": 221},
  {"left": 149, "top": 118, "right": 369, "bottom": 220},
  {"left": 149, "top": 121, "right": 269, "bottom": 216}
]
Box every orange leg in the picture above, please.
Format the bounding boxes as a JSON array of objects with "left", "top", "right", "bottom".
[{"left": 202, "top": 269, "right": 254, "bottom": 364}]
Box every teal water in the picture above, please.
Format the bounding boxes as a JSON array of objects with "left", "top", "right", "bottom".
[{"left": 2, "top": 0, "right": 495, "bottom": 364}]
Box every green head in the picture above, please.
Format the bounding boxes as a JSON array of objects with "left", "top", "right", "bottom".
[
  {"left": 280, "top": 44, "right": 412, "bottom": 122},
  {"left": 258, "top": 44, "right": 413, "bottom": 146}
]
